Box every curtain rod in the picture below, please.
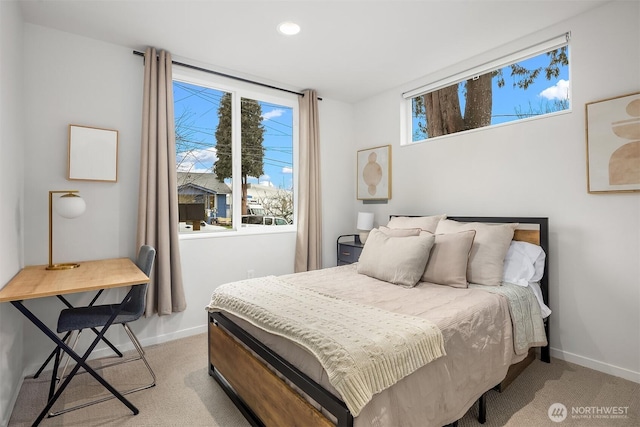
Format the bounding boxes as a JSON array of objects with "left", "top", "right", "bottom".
[{"left": 132, "top": 50, "right": 321, "bottom": 100}]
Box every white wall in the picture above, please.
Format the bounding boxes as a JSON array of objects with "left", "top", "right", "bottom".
[
  {"left": 317, "top": 98, "right": 358, "bottom": 265},
  {"left": 17, "top": 23, "right": 355, "bottom": 375},
  {"left": 7, "top": 3, "right": 636, "bottom": 424},
  {"left": 353, "top": 1, "right": 640, "bottom": 382},
  {"left": 0, "top": 2, "right": 26, "bottom": 425},
  {"left": 19, "top": 23, "right": 145, "bottom": 367}
]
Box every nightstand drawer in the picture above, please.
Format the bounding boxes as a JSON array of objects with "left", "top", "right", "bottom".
[
  {"left": 338, "top": 245, "right": 360, "bottom": 264},
  {"left": 336, "top": 235, "right": 364, "bottom": 266}
]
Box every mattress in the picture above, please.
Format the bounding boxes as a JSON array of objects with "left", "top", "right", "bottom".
[{"left": 209, "top": 264, "right": 543, "bottom": 427}]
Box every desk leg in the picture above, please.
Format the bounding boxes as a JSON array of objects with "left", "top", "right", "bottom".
[
  {"left": 11, "top": 296, "right": 139, "bottom": 426},
  {"left": 33, "top": 331, "right": 70, "bottom": 379}
]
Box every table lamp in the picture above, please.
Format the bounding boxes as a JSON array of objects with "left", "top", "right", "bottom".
[
  {"left": 47, "top": 190, "right": 86, "bottom": 270},
  {"left": 356, "top": 212, "right": 375, "bottom": 244}
]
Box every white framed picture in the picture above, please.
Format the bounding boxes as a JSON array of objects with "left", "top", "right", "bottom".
[{"left": 68, "top": 124, "right": 118, "bottom": 182}]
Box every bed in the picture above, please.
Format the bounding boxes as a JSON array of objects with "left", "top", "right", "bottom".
[{"left": 206, "top": 216, "right": 550, "bottom": 427}]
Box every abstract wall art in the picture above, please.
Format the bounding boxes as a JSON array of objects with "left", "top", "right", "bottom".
[
  {"left": 586, "top": 92, "right": 640, "bottom": 193},
  {"left": 357, "top": 145, "right": 391, "bottom": 200}
]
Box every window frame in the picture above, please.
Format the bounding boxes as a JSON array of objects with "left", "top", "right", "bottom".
[
  {"left": 401, "top": 32, "right": 571, "bottom": 145},
  {"left": 172, "top": 66, "right": 299, "bottom": 238}
]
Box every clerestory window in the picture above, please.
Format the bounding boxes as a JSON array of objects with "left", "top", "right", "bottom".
[{"left": 404, "top": 33, "right": 571, "bottom": 144}]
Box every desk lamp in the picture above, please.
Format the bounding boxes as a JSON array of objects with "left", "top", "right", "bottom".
[
  {"left": 47, "top": 190, "right": 86, "bottom": 270},
  {"left": 356, "top": 212, "right": 374, "bottom": 244}
]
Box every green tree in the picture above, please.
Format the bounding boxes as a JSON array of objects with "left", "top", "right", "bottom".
[
  {"left": 413, "top": 47, "right": 569, "bottom": 139},
  {"left": 214, "top": 94, "right": 265, "bottom": 215}
]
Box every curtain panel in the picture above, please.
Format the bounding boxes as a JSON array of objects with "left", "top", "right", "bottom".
[
  {"left": 137, "top": 47, "right": 187, "bottom": 316},
  {"left": 294, "top": 89, "right": 322, "bottom": 272}
]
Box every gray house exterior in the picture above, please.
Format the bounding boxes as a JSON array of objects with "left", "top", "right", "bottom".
[{"left": 177, "top": 172, "right": 231, "bottom": 220}]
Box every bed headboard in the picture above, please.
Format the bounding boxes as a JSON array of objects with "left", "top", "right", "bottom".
[
  {"left": 390, "top": 215, "right": 550, "bottom": 362},
  {"left": 445, "top": 216, "right": 549, "bottom": 300}
]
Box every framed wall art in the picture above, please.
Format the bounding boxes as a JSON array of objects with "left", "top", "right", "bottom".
[
  {"left": 585, "top": 92, "right": 640, "bottom": 193},
  {"left": 68, "top": 124, "right": 118, "bottom": 182},
  {"left": 357, "top": 145, "right": 391, "bottom": 200}
]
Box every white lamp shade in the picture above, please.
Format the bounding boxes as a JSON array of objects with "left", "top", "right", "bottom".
[
  {"left": 55, "top": 193, "right": 86, "bottom": 219},
  {"left": 356, "top": 212, "right": 374, "bottom": 231}
]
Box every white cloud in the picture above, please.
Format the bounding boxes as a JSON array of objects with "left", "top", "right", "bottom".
[
  {"left": 259, "top": 180, "right": 275, "bottom": 187},
  {"left": 282, "top": 167, "right": 293, "bottom": 174},
  {"left": 177, "top": 163, "right": 210, "bottom": 173},
  {"left": 176, "top": 147, "right": 217, "bottom": 173},
  {"left": 539, "top": 79, "right": 570, "bottom": 101},
  {"left": 262, "top": 108, "right": 286, "bottom": 121}
]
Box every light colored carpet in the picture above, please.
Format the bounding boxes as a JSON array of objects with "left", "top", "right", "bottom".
[{"left": 8, "top": 333, "right": 639, "bottom": 426}]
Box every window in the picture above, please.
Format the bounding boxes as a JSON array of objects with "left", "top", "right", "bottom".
[
  {"left": 173, "top": 69, "right": 297, "bottom": 233},
  {"left": 404, "top": 33, "right": 570, "bottom": 144}
]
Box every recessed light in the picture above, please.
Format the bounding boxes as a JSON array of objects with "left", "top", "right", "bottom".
[{"left": 277, "top": 21, "right": 301, "bottom": 36}]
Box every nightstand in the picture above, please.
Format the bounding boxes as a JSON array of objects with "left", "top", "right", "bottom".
[{"left": 337, "top": 234, "right": 365, "bottom": 266}]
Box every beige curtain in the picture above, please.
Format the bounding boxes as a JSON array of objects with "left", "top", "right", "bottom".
[
  {"left": 294, "top": 89, "right": 322, "bottom": 272},
  {"left": 137, "top": 47, "right": 186, "bottom": 316}
]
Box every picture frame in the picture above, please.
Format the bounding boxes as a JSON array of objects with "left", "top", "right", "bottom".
[
  {"left": 357, "top": 145, "right": 392, "bottom": 200},
  {"left": 585, "top": 92, "right": 640, "bottom": 193},
  {"left": 68, "top": 124, "right": 118, "bottom": 182}
]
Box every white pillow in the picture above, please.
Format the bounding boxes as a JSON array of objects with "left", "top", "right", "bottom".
[
  {"left": 436, "top": 219, "right": 518, "bottom": 286},
  {"left": 386, "top": 215, "right": 446, "bottom": 233},
  {"left": 357, "top": 229, "right": 435, "bottom": 287},
  {"left": 529, "top": 281, "right": 552, "bottom": 318},
  {"left": 502, "top": 240, "right": 546, "bottom": 286}
]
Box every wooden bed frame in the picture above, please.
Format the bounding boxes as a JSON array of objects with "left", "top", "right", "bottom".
[{"left": 208, "top": 216, "right": 550, "bottom": 427}]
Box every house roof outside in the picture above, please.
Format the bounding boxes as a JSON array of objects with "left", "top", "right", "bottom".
[{"left": 177, "top": 172, "right": 231, "bottom": 195}]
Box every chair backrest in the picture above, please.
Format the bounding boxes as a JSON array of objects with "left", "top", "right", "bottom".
[{"left": 123, "top": 245, "right": 156, "bottom": 317}]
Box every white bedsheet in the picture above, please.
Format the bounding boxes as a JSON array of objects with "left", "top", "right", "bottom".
[{"left": 209, "top": 264, "right": 547, "bottom": 426}]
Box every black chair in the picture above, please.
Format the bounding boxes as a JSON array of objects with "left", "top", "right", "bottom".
[{"left": 48, "top": 245, "right": 156, "bottom": 416}]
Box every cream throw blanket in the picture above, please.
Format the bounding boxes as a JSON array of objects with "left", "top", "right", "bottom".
[
  {"left": 470, "top": 282, "right": 548, "bottom": 355},
  {"left": 207, "top": 276, "right": 445, "bottom": 415}
]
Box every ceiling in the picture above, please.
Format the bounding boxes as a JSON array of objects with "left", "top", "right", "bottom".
[{"left": 18, "top": 0, "right": 609, "bottom": 103}]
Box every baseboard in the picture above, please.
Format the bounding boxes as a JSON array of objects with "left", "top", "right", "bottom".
[
  {"left": 550, "top": 347, "right": 640, "bottom": 383},
  {"left": 1, "top": 368, "right": 27, "bottom": 427},
  {"left": 137, "top": 324, "right": 208, "bottom": 349}
]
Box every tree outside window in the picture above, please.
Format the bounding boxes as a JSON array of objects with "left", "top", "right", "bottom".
[
  {"left": 174, "top": 78, "right": 295, "bottom": 232},
  {"left": 410, "top": 45, "right": 570, "bottom": 142}
]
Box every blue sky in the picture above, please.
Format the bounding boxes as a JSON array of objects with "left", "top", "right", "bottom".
[
  {"left": 173, "top": 81, "right": 294, "bottom": 190},
  {"left": 174, "top": 48, "right": 570, "bottom": 177},
  {"left": 412, "top": 47, "right": 570, "bottom": 140}
]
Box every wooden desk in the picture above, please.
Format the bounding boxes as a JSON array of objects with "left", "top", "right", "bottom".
[
  {"left": 0, "top": 258, "right": 149, "bottom": 302},
  {"left": 0, "top": 258, "right": 150, "bottom": 426}
]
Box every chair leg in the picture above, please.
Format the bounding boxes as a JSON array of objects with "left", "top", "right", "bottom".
[
  {"left": 123, "top": 323, "right": 156, "bottom": 386},
  {"left": 47, "top": 323, "right": 156, "bottom": 417},
  {"left": 47, "top": 346, "right": 62, "bottom": 401},
  {"left": 48, "top": 331, "right": 78, "bottom": 401},
  {"left": 34, "top": 332, "right": 72, "bottom": 379},
  {"left": 35, "top": 330, "right": 122, "bottom": 381},
  {"left": 58, "top": 331, "right": 82, "bottom": 386}
]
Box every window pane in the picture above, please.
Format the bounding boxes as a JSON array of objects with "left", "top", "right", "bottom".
[
  {"left": 174, "top": 81, "right": 233, "bottom": 232},
  {"left": 241, "top": 97, "right": 294, "bottom": 227},
  {"left": 411, "top": 46, "right": 569, "bottom": 142}
]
